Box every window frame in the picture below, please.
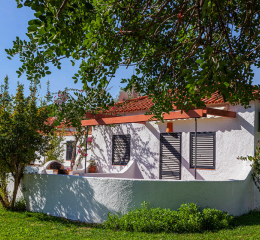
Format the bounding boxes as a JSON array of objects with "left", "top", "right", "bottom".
[
  {"left": 190, "top": 132, "right": 216, "bottom": 169},
  {"left": 112, "top": 134, "right": 131, "bottom": 165},
  {"left": 66, "top": 141, "right": 76, "bottom": 161}
]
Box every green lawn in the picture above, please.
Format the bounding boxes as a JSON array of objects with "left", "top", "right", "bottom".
[{"left": 1, "top": 206, "right": 260, "bottom": 239}]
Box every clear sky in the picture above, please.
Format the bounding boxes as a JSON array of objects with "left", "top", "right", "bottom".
[
  {"left": 1, "top": 1, "right": 260, "bottom": 100},
  {"left": 0, "top": 1, "right": 134, "bottom": 99}
]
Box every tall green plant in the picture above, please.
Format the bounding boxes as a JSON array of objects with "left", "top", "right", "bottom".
[
  {"left": 42, "top": 127, "right": 66, "bottom": 164},
  {"left": 238, "top": 142, "right": 260, "bottom": 192},
  {"left": 53, "top": 88, "right": 105, "bottom": 170},
  {"left": 0, "top": 76, "right": 53, "bottom": 209}
]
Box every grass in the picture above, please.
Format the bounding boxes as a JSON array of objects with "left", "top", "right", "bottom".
[{"left": 1, "top": 205, "right": 260, "bottom": 239}]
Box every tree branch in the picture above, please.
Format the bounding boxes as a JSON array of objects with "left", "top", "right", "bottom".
[{"left": 56, "top": 0, "right": 70, "bottom": 18}]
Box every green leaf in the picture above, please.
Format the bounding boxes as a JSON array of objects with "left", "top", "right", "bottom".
[
  {"left": 28, "top": 25, "right": 38, "bottom": 32},
  {"left": 70, "top": 60, "right": 75, "bottom": 66},
  {"left": 34, "top": 11, "right": 42, "bottom": 18},
  {"left": 38, "top": 37, "right": 43, "bottom": 44},
  {"left": 196, "top": 59, "right": 203, "bottom": 64},
  {"left": 224, "top": 82, "right": 229, "bottom": 87},
  {"left": 96, "top": 17, "right": 101, "bottom": 26}
]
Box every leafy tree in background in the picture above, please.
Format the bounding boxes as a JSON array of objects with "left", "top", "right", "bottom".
[
  {"left": 8, "top": 0, "right": 260, "bottom": 119},
  {"left": 52, "top": 87, "right": 108, "bottom": 170},
  {"left": 41, "top": 127, "right": 66, "bottom": 165},
  {"left": 0, "top": 76, "right": 53, "bottom": 209}
]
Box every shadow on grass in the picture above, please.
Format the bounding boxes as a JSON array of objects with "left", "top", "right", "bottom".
[
  {"left": 233, "top": 210, "right": 260, "bottom": 227},
  {"left": 2, "top": 206, "right": 99, "bottom": 229},
  {"left": 29, "top": 211, "right": 100, "bottom": 228}
]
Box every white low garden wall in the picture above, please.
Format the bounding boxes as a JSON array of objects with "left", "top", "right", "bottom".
[{"left": 21, "top": 172, "right": 260, "bottom": 223}]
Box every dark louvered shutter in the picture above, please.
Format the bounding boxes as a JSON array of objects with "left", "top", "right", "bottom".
[
  {"left": 160, "top": 133, "right": 182, "bottom": 180},
  {"left": 190, "top": 132, "right": 215, "bottom": 169},
  {"left": 66, "top": 141, "right": 75, "bottom": 160},
  {"left": 112, "top": 135, "right": 131, "bottom": 165}
]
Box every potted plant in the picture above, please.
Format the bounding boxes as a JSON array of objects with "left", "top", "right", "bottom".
[
  {"left": 88, "top": 160, "right": 96, "bottom": 173},
  {"left": 66, "top": 167, "right": 73, "bottom": 175}
]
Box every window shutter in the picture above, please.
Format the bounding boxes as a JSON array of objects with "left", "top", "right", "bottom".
[
  {"left": 160, "top": 133, "right": 182, "bottom": 180},
  {"left": 190, "top": 132, "right": 215, "bottom": 169},
  {"left": 112, "top": 135, "right": 131, "bottom": 165}
]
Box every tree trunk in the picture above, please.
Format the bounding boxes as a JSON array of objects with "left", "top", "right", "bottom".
[
  {"left": 84, "top": 126, "right": 90, "bottom": 173},
  {"left": 11, "top": 173, "right": 19, "bottom": 209},
  {"left": 3, "top": 183, "right": 9, "bottom": 206},
  {"left": 0, "top": 174, "right": 10, "bottom": 208},
  {"left": 0, "top": 194, "right": 6, "bottom": 208},
  {"left": 70, "top": 135, "right": 81, "bottom": 169},
  {"left": 10, "top": 167, "right": 24, "bottom": 209}
]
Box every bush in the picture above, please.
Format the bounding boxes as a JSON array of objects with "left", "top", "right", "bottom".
[
  {"left": 13, "top": 197, "right": 26, "bottom": 212},
  {"left": 103, "top": 202, "right": 233, "bottom": 233}
]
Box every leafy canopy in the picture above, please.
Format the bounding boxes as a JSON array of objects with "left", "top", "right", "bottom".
[
  {"left": 9, "top": 0, "right": 260, "bottom": 118},
  {"left": 52, "top": 88, "right": 101, "bottom": 169},
  {"left": 0, "top": 76, "right": 53, "bottom": 209}
]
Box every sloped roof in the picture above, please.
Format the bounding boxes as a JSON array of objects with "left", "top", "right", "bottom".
[
  {"left": 45, "top": 117, "right": 92, "bottom": 135},
  {"left": 106, "top": 92, "right": 224, "bottom": 114},
  {"left": 45, "top": 117, "right": 57, "bottom": 126}
]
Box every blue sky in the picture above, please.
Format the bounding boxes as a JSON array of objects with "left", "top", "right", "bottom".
[
  {"left": 1, "top": 1, "right": 260, "bottom": 100},
  {"left": 0, "top": 1, "right": 134, "bottom": 99}
]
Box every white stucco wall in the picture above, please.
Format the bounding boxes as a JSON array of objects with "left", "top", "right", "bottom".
[
  {"left": 91, "top": 102, "right": 257, "bottom": 180},
  {"left": 35, "top": 134, "right": 92, "bottom": 170},
  {"left": 21, "top": 172, "right": 260, "bottom": 223}
]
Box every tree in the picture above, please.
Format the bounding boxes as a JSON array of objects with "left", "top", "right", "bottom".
[
  {"left": 238, "top": 142, "right": 260, "bottom": 193},
  {"left": 0, "top": 76, "right": 53, "bottom": 209},
  {"left": 52, "top": 87, "right": 109, "bottom": 170},
  {"left": 8, "top": 0, "right": 260, "bottom": 119},
  {"left": 41, "top": 127, "right": 66, "bottom": 165}
]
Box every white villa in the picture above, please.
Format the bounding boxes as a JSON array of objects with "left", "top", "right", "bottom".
[
  {"left": 22, "top": 92, "right": 260, "bottom": 222},
  {"left": 80, "top": 92, "right": 258, "bottom": 181}
]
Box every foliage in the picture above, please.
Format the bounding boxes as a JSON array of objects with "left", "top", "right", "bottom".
[
  {"left": 103, "top": 202, "right": 233, "bottom": 233},
  {"left": 238, "top": 142, "right": 260, "bottom": 192},
  {"left": 1, "top": 204, "right": 260, "bottom": 239},
  {"left": 8, "top": 0, "right": 260, "bottom": 120},
  {"left": 42, "top": 127, "right": 66, "bottom": 164},
  {"left": 77, "top": 137, "right": 93, "bottom": 168},
  {"left": 87, "top": 159, "right": 96, "bottom": 166},
  {"left": 14, "top": 197, "right": 26, "bottom": 212},
  {"left": 52, "top": 88, "right": 101, "bottom": 169},
  {"left": 0, "top": 76, "right": 53, "bottom": 209}
]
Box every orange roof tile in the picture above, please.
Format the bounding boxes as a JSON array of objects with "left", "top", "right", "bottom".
[
  {"left": 106, "top": 92, "right": 224, "bottom": 114},
  {"left": 45, "top": 117, "right": 92, "bottom": 135},
  {"left": 46, "top": 92, "right": 225, "bottom": 126}
]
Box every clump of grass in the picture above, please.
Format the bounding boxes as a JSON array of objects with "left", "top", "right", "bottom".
[
  {"left": 103, "top": 202, "right": 233, "bottom": 233},
  {"left": 14, "top": 197, "right": 27, "bottom": 212}
]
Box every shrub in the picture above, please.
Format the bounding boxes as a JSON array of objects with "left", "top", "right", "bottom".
[
  {"left": 103, "top": 202, "right": 233, "bottom": 233},
  {"left": 13, "top": 197, "right": 26, "bottom": 212}
]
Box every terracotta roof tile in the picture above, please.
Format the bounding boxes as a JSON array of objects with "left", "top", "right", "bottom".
[
  {"left": 45, "top": 117, "right": 57, "bottom": 125},
  {"left": 45, "top": 117, "right": 92, "bottom": 135},
  {"left": 105, "top": 92, "right": 224, "bottom": 114},
  {"left": 46, "top": 92, "right": 224, "bottom": 123}
]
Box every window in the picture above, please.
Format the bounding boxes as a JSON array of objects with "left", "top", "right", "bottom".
[
  {"left": 112, "top": 135, "right": 131, "bottom": 165},
  {"left": 190, "top": 132, "right": 215, "bottom": 169},
  {"left": 66, "top": 141, "right": 76, "bottom": 160}
]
